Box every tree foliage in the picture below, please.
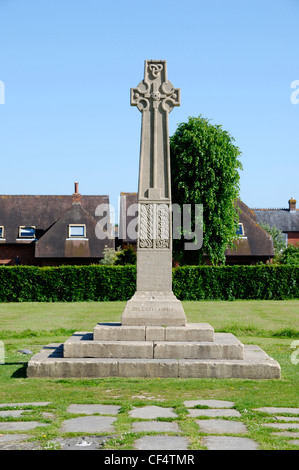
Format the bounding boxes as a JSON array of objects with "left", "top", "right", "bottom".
[
  {"left": 170, "top": 116, "right": 242, "bottom": 265},
  {"left": 276, "top": 243, "right": 299, "bottom": 265},
  {"left": 258, "top": 222, "right": 286, "bottom": 256}
]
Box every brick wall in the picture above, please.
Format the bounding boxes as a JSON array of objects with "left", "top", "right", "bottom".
[{"left": 287, "top": 232, "right": 299, "bottom": 246}]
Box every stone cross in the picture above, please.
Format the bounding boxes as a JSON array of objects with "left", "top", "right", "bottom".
[
  {"left": 130, "top": 60, "right": 180, "bottom": 201},
  {"left": 121, "top": 60, "right": 186, "bottom": 326}
]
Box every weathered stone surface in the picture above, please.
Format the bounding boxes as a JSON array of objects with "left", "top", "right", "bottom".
[
  {"left": 146, "top": 326, "right": 165, "bottom": 341},
  {"left": 122, "top": 291, "right": 186, "bottom": 327},
  {"left": 52, "top": 436, "right": 107, "bottom": 450},
  {"left": 93, "top": 324, "right": 145, "bottom": 341},
  {"left": 153, "top": 334, "right": 243, "bottom": 360},
  {"left": 60, "top": 416, "right": 116, "bottom": 433},
  {"left": 0, "top": 410, "right": 25, "bottom": 418},
  {"left": 121, "top": 61, "right": 186, "bottom": 328},
  {"left": 184, "top": 399, "right": 235, "bottom": 408},
  {"left": 27, "top": 343, "right": 281, "bottom": 379},
  {"left": 165, "top": 324, "right": 214, "bottom": 342},
  {"left": 67, "top": 404, "right": 120, "bottom": 415},
  {"left": 134, "top": 435, "right": 189, "bottom": 450},
  {"left": 129, "top": 405, "right": 177, "bottom": 419},
  {"left": 93, "top": 323, "right": 214, "bottom": 342},
  {"left": 202, "top": 436, "right": 259, "bottom": 450},
  {"left": 64, "top": 334, "right": 153, "bottom": 359},
  {"left": 132, "top": 421, "right": 181, "bottom": 433},
  {"left": 188, "top": 409, "right": 241, "bottom": 418},
  {"left": 254, "top": 407, "right": 299, "bottom": 415},
  {"left": 196, "top": 419, "right": 247, "bottom": 434},
  {"left": 0, "top": 402, "right": 51, "bottom": 408},
  {"left": 0, "top": 421, "right": 49, "bottom": 431},
  {"left": 261, "top": 422, "right": 299, "bottom": 430}
]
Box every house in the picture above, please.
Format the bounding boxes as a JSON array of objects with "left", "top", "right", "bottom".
[
  {"left": 117, "top": 193, "right": 275, "bottom": 265},
  {"left": 253, "top": 198, "right": 299, "bottom": 247},
  {"left": 0, "top": 183, "right": 114, "bottom": 266},
  {"left": 225, "top": 199, "right": 274, "bottom": 265}
]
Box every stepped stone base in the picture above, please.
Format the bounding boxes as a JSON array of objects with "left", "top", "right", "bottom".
[
  {"left": 27, "top": 343, "right": 280, "bottom": 379},
  {"left": 27, "top": 322, "right": 281, "bottom": 379}
]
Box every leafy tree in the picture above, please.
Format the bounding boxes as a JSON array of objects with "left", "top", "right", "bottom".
[
  {"left": 170, "top": 116, "right": 242, "bottom": 265},
  {"left": 258, "top": 222, "right": 286, "bottom": 256},
  {"left": 100, "top": 246, "right": 121, "bottom": 265},
  {"left": 115, "top": 245, "right": 137, "bottom": 265},
  {"left": 277, "top": 243, "right": 299, "bottom": 265}
]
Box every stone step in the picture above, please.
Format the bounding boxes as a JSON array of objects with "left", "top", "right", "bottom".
[
  {"left": 63, "top": 332, "right": 244, "bottom": 360},
  {"left": 93, "top": 322, "right": 214, "bottom": 342},
  {"left": 27, "top": 344, "right": 281, "bottom": 379}
]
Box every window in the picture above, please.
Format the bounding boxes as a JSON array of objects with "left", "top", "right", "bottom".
[
  {"left": 68, "top": 224, "right": 86, "bottom": 238},
  {"left": 0, "top": 226, "right": 4, "bottom": 238},
  {"left": 19, "top": 226, "right": 36, "bottom": 238},
  {"left": 236, "top": 223, "right": 245, "bottom": 236}
]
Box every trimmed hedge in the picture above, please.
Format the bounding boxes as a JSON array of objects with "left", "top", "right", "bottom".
[
  {"left": 172, "top": 265, "right": 299, "bottom": 300},
  {"left": 0, "top": 265, "right": 298, "bottom": 302}
]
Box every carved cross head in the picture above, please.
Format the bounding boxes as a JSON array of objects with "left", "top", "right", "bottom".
[{"left": 131, "top": 60, "right": 180, "bottom": 113}]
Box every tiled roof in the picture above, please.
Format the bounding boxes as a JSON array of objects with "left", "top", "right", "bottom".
[{"left": 253, "top": 208, "right": 299, "bottom": 232}]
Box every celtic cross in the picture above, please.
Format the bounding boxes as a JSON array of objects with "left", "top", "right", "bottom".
[{"left": 131, "top": 60, "right": 180, "bottom": 201}]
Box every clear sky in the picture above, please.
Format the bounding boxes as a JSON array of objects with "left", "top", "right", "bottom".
[{"left": 0, "top": 0, "right": 298, "bottom": 222}]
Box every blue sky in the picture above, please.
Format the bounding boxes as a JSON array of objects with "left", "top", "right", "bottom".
[{"left": 0, "top": 0, "right": 298, "bottom": 221}]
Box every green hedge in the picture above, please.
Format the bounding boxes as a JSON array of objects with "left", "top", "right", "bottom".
[
  {"left": 172, "top": 265, "right": 299, "bottom": 300},
  {"left": 0, "top": 265, "right": 298, "bottom": 302}
]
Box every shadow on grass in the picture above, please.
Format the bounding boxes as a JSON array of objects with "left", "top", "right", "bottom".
[{"left": 7, "top": 362, "right": 28, "bottom": 378}]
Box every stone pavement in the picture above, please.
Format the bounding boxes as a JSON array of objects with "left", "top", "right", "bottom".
[{"left": 0, "top": 400, "right": 299, "bottom": 450}]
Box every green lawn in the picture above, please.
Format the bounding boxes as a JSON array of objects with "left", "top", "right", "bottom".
[{"left": 0, "top": 300, "right": 298, "bottom": 450}]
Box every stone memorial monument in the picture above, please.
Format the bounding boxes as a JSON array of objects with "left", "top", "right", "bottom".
[
  {"left": 121, "top": 60, "right": 186, "bottom": 327},
  {"left": 27, "top": 61, "right": 281, "bottom": 379}
]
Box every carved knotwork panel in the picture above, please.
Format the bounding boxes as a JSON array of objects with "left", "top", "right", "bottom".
[{"left": 138, "top": 203, "right": 170, "bottom": 249}]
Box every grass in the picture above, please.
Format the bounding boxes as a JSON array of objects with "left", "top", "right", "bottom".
[{"left": 0, "top": 299, "right": 298, "bottom": 450}]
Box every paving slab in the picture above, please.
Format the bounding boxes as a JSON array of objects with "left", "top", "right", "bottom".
[
  {"left": 273, "top": 431, "right": 299, "bottom": 438},
  {"left": 0, "top": 402, "right": 51, "bottom": 408},
  {"left": 254, "top": 407, "right": 299, "bottom": 415},
  {"left": 67, "top": 404, "right": 120, "bottom": 415},
  {"left": 261, "top": 422, "right": 299, "bottom": 430},
  {"left": 52, "top": 436, "right": 108, "bottom": 450},
  {"left": 0, "top": 410, "right": 25, "bottom": 418},
  {"left": 134, "top": 435, "right": 189, "bottom": 450},
  {"left": 184, "top": 400, "right": 235, "bottom": 408},
  {"left": 129, "top": 405, "right": 177, "bottom": 419},
  {"left": 287, "top": 439, "right": 299, "bottom": 446},
  {"left": 0, "top": 421, "right": 50, "bottom": 431},
  {"left": 132, "top": 421, "right": 181, "bottom": 433},
  {"left": 202, "top": 436, "right": 259, "bottom": 450},
  {"left": 274, "top": 416, "right": 299, "bottom": 422},
  {"left": 60, "top": 416, "right": 116, "bottom": 433},
  {"left": 188, "top": 409, "right": 241, "bottom": 418},
  {"left": 0, "top": 434, "right": 29, "bottom": 444},
  {"left": 196, "top": 419, "right": 247, "bottom": 434}
]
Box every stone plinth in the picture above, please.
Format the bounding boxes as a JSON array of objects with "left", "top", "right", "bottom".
[
  {"left": 27, "top": 323, "right": 281, "bottom": 379},
  {"left": 27, "top": 342, "right": 281, "bottom": 379},
  {"left": 121, "top": 291, "right": 187, "bottom": 327}
]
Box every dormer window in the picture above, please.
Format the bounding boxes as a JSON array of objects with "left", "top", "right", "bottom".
[
  {"left": 236, "top": 223, "right": 245, "bottom": 237},
  {"left": 19, "top": 226, "right": 36, "bottom": 238},
  {"left": 0, "top": 226, "right": 4, "bottom": 238},
  {"left": 68, "top": 224, "right": 86, "bottom": 238}
]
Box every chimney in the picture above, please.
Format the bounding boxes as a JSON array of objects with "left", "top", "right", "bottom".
[
  {"left": 72, "top": 182, "right": 81, "bottom": 204},
  {"left": 289, "top": 197, "right": 296, "bottom": 212}
]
